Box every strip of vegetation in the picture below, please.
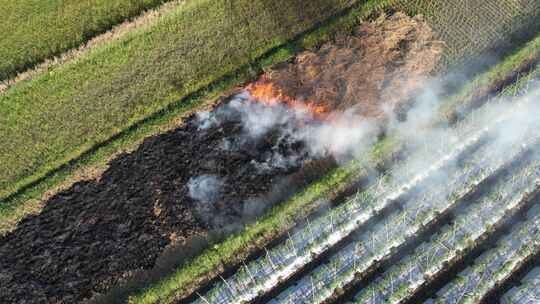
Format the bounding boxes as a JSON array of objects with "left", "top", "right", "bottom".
[
  {"left": 439, "top": 34, "right": 540, "bottom": 121},
  {"left": 127, "top": 29, "right": 540, "bottom": 304},
  {"left": 0, "top": 0, "right": 174, "bottom": 81},
  {"left": 353, "top": 177, "right": 540, "bottom": 304},
  {"left": 433, "top": 206, "right": 540, "bottom": 304}
]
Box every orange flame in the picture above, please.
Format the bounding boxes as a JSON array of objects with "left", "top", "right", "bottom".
[{"left": 246, "top": 79, "right": 328, "bottom": 120}]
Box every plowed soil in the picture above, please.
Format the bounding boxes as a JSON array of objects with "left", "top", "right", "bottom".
[{"left": 0, "top": 12, "right": 441, "bottom": 303}]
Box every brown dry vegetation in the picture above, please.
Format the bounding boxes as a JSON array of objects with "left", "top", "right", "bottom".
[{"left": 259, "top": 13, "right": 443, "bottom": 118}]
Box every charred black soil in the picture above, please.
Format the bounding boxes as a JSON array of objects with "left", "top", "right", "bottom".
[{"left": 0, "top": 95, "right": 332, "bottom": 303}]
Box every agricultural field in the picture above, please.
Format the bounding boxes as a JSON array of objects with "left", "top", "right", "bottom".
[
  {"left": 0, "top": 0, "right": 171, "bottom": 81},
  {"left": 0, "top": 0, "right": 355, "bottom": 206},
  {"left": 392, "top": 0, "right": 540, "bottom": 68},
  {"left": 2, "top": 0, "right": 540, "bottom": 304}
]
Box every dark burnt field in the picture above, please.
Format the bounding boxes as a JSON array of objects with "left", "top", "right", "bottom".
[{"left": 0, "top": 93, "right": 337, "bottom": 303}]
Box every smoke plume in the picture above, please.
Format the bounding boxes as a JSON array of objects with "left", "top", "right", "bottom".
[{"left": 188, "top": 175, "right": 223, "bottom": 204}]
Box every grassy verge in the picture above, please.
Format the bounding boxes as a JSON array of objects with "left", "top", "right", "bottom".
[
  {"left": 439, "top": 33, "right": 540, "bottom": 120},
  {"left": 0, "top": 0, "right": 363, "bottom": 204},
  {"left": 0, "top": 0, "right": 173, "bottom": 80},
  {"left": 127, "top": 30, "right": 540, "bottom": 304}
]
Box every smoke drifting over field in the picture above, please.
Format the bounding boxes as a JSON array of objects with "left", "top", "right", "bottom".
[
  {"left": 195, "top": 92, "right": 380, "bottom": 168},
  {"left": 188, "top": 175, "right": 223, "bottom": 204},
  {"left": 185, "top": 75, "right": 540, "bottom": 242},
  {"left": 189, "top": 74, "right": 540, "bottom": 213},
  {"left": 189, "top": 73, "right": 540, "bottom": 304},
  {"left": 384, "top": 78, "right": 540, "bottom": 202},
  {"left": 183, "top": 91, "right": 382, "bottom": 229},
  {"left": 189, "top": 61, "right": 540, "bottom": 303}
]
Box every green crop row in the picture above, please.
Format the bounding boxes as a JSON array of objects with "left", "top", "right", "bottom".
[
  {"left": 435, "top": 207, "right": 540, "bottom": 303},
  {"left": 355, "top": 160, "right": 540, "bottom": 303}
]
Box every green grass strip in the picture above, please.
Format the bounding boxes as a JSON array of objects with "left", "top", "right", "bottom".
[
  {"left": 440, "top": 33, "right": 540, "bottom": 118},
  {"left": 498, "top": 63, "right": 540, "bottom": 97},
  {"left": 128, "top": 30, "right": 540, "bottom": 304},
  {"left": 0, "top": 0, "right": 172, "bottom": 80}
]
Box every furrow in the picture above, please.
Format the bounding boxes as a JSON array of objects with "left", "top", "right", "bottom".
[
  {"left": 429, "top": 204, "right": 540, "bottom": 304},
  {"left": 502, "top": 267, "right": 540, "bottom": 304},
  {"left": 349, "top": 156, "right": 540, "bottom": 304}
]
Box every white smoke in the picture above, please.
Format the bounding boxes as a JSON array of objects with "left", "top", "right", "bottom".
[
  {"left": 300, "top": 107, "right": 380, "bottom": 163},
  {"left": 195, "top": 91, "right": 381, "bottom": 171},
  {"left": 188, "top": 175, "right": 223, "bottom": 203},
  {"left": 195, "top": 111, "right": 219, "bottom": 130},
  {"left": 194, "top": 76, "right": 540, "bottom": 184},
  {"left": 227, "top": 93, "right": 302, "bottom": 139},
  {"left": 381, "top": 77, "right": 540, "bottom": 201}
]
